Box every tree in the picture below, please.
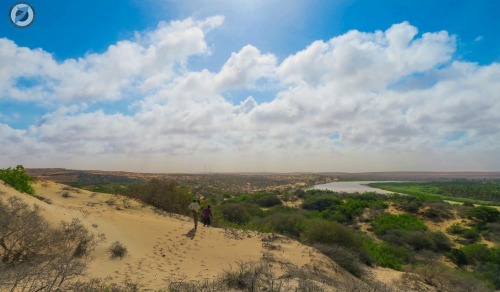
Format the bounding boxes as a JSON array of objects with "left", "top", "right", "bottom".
[
  {"left": 0, "top": 165, "right": 35, "bottom": 195},
  {"left": 464, "top": 206, "right": 500, "bottom": 224}
]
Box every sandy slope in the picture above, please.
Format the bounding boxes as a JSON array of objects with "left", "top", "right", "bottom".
[{"left": 1, "top": 180, "right": 374, "bottom": 290}]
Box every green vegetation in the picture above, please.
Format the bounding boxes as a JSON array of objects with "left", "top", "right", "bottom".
[
  {"left": 447, "top": 244, "right": 500, "bottom": 288},
  {"left": 368, "top": 181, "right": 500, "bottom": 205},
  {"left": 463, "top": 206, "right": 500, "bottom": 224},
  {"left": 301, "top": 192, "right": 388, "bottom": 223},
  {"left": 446, "top": 223, "right": 481, "bottom": 244},
  {"left": 366, "top": 242, "right": 409, "bottom": 270},
  {"left": 372, "top": 213, "right": 427, "bottom": 235},
  {"left": 0, "top": 165, "right": 35, "bottom": 195}
]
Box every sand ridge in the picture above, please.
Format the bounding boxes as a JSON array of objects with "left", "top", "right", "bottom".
[{"left": 0, "top": 179, "right": 358, "bottom": 290}]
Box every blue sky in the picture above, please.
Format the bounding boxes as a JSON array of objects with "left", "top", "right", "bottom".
[
  {"left": 3, "top": 1, "right": 498, "bottom": 64},
  {"left": 0, "top": 0, "right": 499, "bottom": 172}
]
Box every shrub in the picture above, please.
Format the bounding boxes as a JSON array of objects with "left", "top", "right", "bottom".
[
  {"left": 446, "top": 223, "right": 468, "bottom": 235},
  {"left": 447, "top": 248, "right": 468, "bottom": 267},
  {"left": 460, "top": 243, "right": 492, "bottom": 263},
  {"left": 108, "top": 241, "right": 128, "bottom": 259},
  {"left": 381, "top": 229, "right": 451, "bottom": 252},
  {"left": 461, "top": 228, "right": 481, "bottom": 243},
  {"left": 301, "top": 220, "right": 362, "bottom": 248},
  {"left": 121, "top": 179, "right": 192, "bottom": 216},
  {"left": 258, "top": 212, "right": 305, "bottom": 237},
  {"left": 428, "top": 231, "right": 453, "bottom": 252},
  {"left": 0, "top": 165, "right": 35, "bottom": 195},
  {"left": 484, "top": 222, "right": 500, "bottom": 242},
  {"left": 456, "top": 244, "right": 500, "bottom": 288},
  {"left": 255, "top": 195, "right": 282, "bottom": 208},
  {"left": 464, "top": 206, "right": 500, "bottom": 223},
  {"left": 391, "top": 195, "right": 422, "bottom": 213},
  {"left": 372, "top": 214, "right": 427, "bottom": 235},
  {"left": 294, "top": 189, "right": 306, "bottom": 198},
  {"left": 222, "top": 261, "right": 272, "bottom": 291},
  {"left": 220, "top": 203, "right": 252, "bottom": 225},
  {"left": 367, "top": 242, "right": 409, "bottom": 270},
  {"left": 301, "top": 220, "right": 372, "bottom": 265},
  {"left": 301, "top": 197, "right": 341, "bottom": 211},
  {"left": 314, "top": 244, "right": 364, "bottom": 277},
  {"left": 409, "top": 264, "right": 491, "bottom": 292},
  {"left": 422, "top": 202, "right": 453, "bottom": 221},
  {"left": 446, "top": 223, "right": 480, "bottom": 244},
  {"left": 0, "top": 197, "right": 101, "bottom": 291}
]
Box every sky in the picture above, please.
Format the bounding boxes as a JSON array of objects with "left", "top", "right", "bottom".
[{"left": 0, "top": 0, "right": 499, "bottom": 173}]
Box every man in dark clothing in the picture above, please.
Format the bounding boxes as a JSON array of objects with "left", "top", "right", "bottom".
[{"left": 202, "top": 205, "right": 212, "bottom": 227}]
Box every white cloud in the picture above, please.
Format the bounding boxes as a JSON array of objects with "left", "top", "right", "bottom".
[
  {"left": 0, "top": 16, "right": 224, "bottom": 104},
  {"left": 0, "top": 19, "right": 499, "bottom": 172},
  {"left": 215, "top": 45, "right": 277, "bottom": 91}
]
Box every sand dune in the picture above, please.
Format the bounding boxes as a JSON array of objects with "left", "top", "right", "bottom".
[{"left": 1, "top": 179, "right": 387, "bottom": 290}]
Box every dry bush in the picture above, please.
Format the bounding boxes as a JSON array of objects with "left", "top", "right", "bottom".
[
  {"left": 313, "top": 244, "right": 365, "bottom": 278},
  {"left": 121, "top": 179, "right": 192, "bottom": 216},
  {"left": 401, "top": 264, "right": 491, "bottom": 292},
  {"left": 71, "top": 278, "right": 143, "bottom": 292},
  {"left": 221, "top": 260, "right": 296, "bottom": 291},
  {"left": 105, "top": 198, "right": 117, "bottom": 206},
  {"left": 0, "top": 197, "right": 103, "bottom": 291},
  {"left": 108, "top": 241, "right": 128, "bottom": 259},
  {"left": 168, "top": 278, "right": 227, "bottom": 292}
]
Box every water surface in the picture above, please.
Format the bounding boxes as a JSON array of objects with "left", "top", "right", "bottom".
[{"left": 310, "top": 181, "right": 395, "bottom": 194}]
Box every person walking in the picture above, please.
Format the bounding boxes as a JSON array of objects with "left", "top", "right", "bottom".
[
  {"left": 202, "top": 205, "right": 212, "bottom": 227},
  {"left": 188, "top": 200, "right": 200, "bottom": 229}
]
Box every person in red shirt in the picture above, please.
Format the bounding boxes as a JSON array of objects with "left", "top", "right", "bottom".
[{"left": 202, "top": 205, "right": 212, "bottom": 227}]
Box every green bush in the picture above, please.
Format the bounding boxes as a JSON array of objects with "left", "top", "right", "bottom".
[
  {"left": 484, "top": 222, "right": 500, "bottom": 242},
  {"left": 301, "top": 220, "right": 372, "bottom": 265},
  {"left": 372, "top": 213, "right": 427, "bottom": 235},
  {"left": 446, "top": 223, "right": 480, "bottom": 244},
  {"left": 461, "top": 228, "right": 481, "bottom": 243},
  {"left": 461, "top": 243, "right": 491, "bottom": 263},
  {"left": 301, "top": 197, "right": 341, "bottom": 211},
  {"left": 301, "top": 220, "right": 361, "bottom": 247},
  {"left": 456, "top": 244, "right": 500, "bottom": 288},
  {"left": 464, "top": 206, "right": 500, "bottom": 223},
  {"left": 220, "top": 203, "right": 252, "bottom": 225},
  {"left": 447, "top": 248, "right": 468, "bottom": 267},
  {"left": 446, "top": 223, "right": 468, "bottom": 235},
  {"left": 422, "top": 202, "right": 453, "bottom": 221},
  {"left": 367, "top": 242, "right": 409, "bottom": 270},
  {"left": 255, "top": 195, "right": 282, "bottom": 208},
  {"left": 381, "top": 229, "right": 451, "bottom": 252},
  {"left": 391, "top": 195, "right": 423, "bottom": 213},
  {"left": 256, "top": 212, "right": 305, "bottom": 237},
  {"left": 0, "top": 165, "right": 35, "bottom": 195}
]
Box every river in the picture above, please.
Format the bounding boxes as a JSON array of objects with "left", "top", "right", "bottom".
[{"left": 310, "top": 181, "right": 395, "bottom": 194}]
